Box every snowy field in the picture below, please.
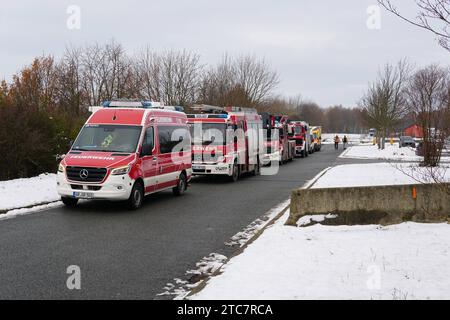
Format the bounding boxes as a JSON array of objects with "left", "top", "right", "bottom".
[
  {"left": 0, "top": 174, "right": 60, "bottom": 214},
  {"left": 191, "top": 162, "right": 450, "bottom": 300},
  {"left": 191, "top": 214, "right": 450, "bottom": 300},
  {"left": 311, "top": 162, "right": 450, "bottom": 189},
  {"left": 341, "top": 143, "right": 450, "bottom": 162}
]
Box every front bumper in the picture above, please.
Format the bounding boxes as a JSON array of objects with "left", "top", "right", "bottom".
[
  {"left": 295, "top": 144, "right": 306, "bottom": 155},
  {"left": 56, "top": 171, "right": 134, "bottom": 201},
  {"left": 191, "top": 162, "right": 233, "bottom": 176},
  {"left": 262, "top": 151, "right": 281, "bottom": 165}
]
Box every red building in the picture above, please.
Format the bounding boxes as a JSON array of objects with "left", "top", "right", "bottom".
[{"left": 403, "top": 124, "right": 423, "bottom": 138}]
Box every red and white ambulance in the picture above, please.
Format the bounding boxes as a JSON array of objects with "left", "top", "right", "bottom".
[
  {"left": 57, "top": 101, "right": 192, "bottom": 209},
  {"left": 187, "top": 105, "right": 263, "bottom": 182}
]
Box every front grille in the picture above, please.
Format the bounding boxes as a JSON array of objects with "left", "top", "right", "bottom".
[
  {"left": 193, "top": 154, "right": 202, "bottom": 162},
  {"left": 71, "top": 185, "right": 102, "bottom": 191},
  {"left": 295, "top": 139, "right": 303, "bottom": 146},
  {"left": 266, "top": 147, "right": 272, "bottom": 154},
  {"left": 66, "top": 167, "right": 107, "bottom": 183},
  {"left": 192, "top": 153, "right": 221, "bottom": 163}
]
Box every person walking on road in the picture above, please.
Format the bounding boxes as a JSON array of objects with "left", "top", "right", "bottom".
[
  {"left": 334, "top": 135, "right": 340, "bottom": 150},
  {"left": 343, "top": 135, "right": 348, "bottom": 150}
]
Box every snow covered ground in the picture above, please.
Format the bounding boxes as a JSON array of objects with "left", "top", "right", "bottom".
[
  {"left": 0, "top": 174, "right": 60, "bottom": 215},
  {"left": 341, "top": 143, "right": 450, "bottom": 162},
  {"left": 311, "top": 162, "right": 450, "bottom": 189},
  {"left": 191, "top": 214, "right": 450, "bottom": 300},
  {"left": 191, "top": 162, "right": 450, "bottom": 300}
]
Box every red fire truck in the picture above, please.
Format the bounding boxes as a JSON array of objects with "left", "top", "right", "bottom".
[
  {"left": 288, "top": 121, "right": 311, "bottom": 158},
  {"left": 187, "top": 105, "right": 263, "bottom": 182},
  {"left": 57, "top": 100, "right": 192, "bottom": 210},
  {"left": 260, "top": 113, "right": 295, "bottom": 165}
]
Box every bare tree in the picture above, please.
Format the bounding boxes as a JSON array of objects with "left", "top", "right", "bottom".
[
  {"left": 359, "top": 60, "right": 411, "bottom": 149},
  {"left": 406, "top": 64, "right": 449, "bottom": 166},
  {"left": 235, "top": 55, "right": 279, "bottom": 105},
  {"left": 159, "top": 50, "right": 201, "bottom": 106},
  {"left": 198, "top": 54, "right": 279, "bottom": 107},
  {"left": 378, "top": 0, "right": 450, "bottom": 51},
  {"left": 135, "top": 47, "right": 162, "bottom": 101}
]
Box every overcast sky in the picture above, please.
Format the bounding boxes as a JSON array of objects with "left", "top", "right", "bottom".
[{"left": 0, "top": 0, "right": 448, "bottom": 107}]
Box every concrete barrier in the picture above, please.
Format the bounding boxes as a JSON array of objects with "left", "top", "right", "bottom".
[{"left": 287, "top": 183, "right": 450, "bottom": 226}]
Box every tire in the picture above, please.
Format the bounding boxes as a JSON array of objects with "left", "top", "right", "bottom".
[
  {"left": 230, "top": 161, "right": 239, "bottom": 182},
  {"left": 62, "top": 197, "right": 78, "bottom": 207},
  {"left": 173, "top": 172, "right": 187, "bottom": 196},
  {"left": 127, "top": 181, "right": 144, "bottom": 210},
  {"left": 253, "top": 158, "right": 261, "bottom": 176}
]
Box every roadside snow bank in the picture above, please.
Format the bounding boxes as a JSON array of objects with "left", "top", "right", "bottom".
[
  {"left": 191, "top": 213, "right": 450, "bottom": 300},
  {"left": 0, "top": 173, "right": 59, "bottom": 212},
  {"left": 310, "top": 162, "right": 450, "bottom": 189},
  {"left": 341, "top": 143, "right": 450, "bottom": 162}
]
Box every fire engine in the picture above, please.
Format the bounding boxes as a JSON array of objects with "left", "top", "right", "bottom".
[
  {"left": 288, "top": 121, "right": 311, "bottom": 158},
  {"left": 57, "top": 100, "right": 192, "bottom": 210},
  {"left": 187, "top": 105, "right": 263, "bottom": 182},
  {"left": 260, "top": 113, "right": 295, "bottom": 165}
]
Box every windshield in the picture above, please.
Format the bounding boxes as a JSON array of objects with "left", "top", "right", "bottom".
[
  {"left": 294, "top": 127, "right": 303, "bottom": 134},
  {"left": 190, "top": 123, "right": 228, "bottom": 146},
  {"left": 72, "top": 124, "right": 142, "bottom": 153}
]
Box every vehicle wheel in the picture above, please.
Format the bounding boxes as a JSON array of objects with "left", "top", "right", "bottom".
[
  {"left": 127, "top": 181, "right": 144, "bottom": 210},
  {"left": 230, "top": 161, "right": 239, "bottom": 182},
  {"left": 173, "top": 172, "right": 187, "bottom": 196},
  {"left": 253, "top": 159, "right": 261, "bottom": 176},
  {"left": 62, "top": 197, "right": 78, "bottom": 207}
]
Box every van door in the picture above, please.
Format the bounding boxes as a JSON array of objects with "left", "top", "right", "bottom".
[
  {"left": 141, "top": 126, "right": 158, "bottom": 194},
  {"left": 155, "top": 125, "right": 178, "bottom": 191}
]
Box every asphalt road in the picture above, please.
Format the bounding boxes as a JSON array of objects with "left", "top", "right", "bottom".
[{"left": 0, "top": 144, "right": 348, "bottom": 299}]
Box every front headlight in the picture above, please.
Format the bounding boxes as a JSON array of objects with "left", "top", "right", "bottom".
[
  {"left": 111, "top": 166, "right": 131, "bottom": 176},
  {"left": 58, "top": 163, "right": 65, "bottom": 173}
]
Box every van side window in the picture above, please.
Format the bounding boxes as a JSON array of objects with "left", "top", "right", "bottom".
[
  {"left": 145, "top": 127, "right": 154, "bottom": 150},
  {"left": 158, "top": 126, "right": 190, "bottom": 154}
]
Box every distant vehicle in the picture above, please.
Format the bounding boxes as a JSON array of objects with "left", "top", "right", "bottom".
[
  {"left": 260, "top": 113, "right": 296, "bottom": 165},
  {"left": 369, "top": 128, "right": 377, "bottom": 137},
  {"left": 187, "top": 105, "right": 263, "bottom": 182},
  {"left": 288, "top": 121, "right": 311, "bottom": 158},
  {"left": 311, "top": 126, "right": 322, "bottom": 152},
  {"left": 57, "top": 100, "right": 192, "bottom": 210},
  {"left": 399, "top": 136, "right": 416, "bottom": 148}
]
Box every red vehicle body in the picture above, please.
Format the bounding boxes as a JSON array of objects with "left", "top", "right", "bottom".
[
  {"left": 57, "top": 102, "right": 192, "bottom": 209},
  {"left": 288, "top": 121, "right": 311, "bottom": 158},
  {"left": 260, "top": 113, "right": 295, "bottom": 165},
  {"left": 187, "top": 105, "right": 263, "bottom": 182}
]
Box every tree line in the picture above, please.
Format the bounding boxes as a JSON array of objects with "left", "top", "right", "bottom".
[
  {"left": 359, "top": 60, "right": 450, "bottom": 166},
  {"left": 0, "top": 40, "right": 365, "bottom": 180}
]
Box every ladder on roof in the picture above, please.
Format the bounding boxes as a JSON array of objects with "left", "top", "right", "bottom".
[{"left": 192, "top": 104, "right": 258, "bottom": 114}]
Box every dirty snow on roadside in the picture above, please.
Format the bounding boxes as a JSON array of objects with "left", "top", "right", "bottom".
[
  {"left": 340, "top": 143, "right": 450, "bottom": 162},
  {"left": 157, "top": 199, "right": 291, "bottom": 300},
  {"left": 191, "top": 211, "right": 450, "bottom": 300},
  {"left": 311, "top": 162, "right": 450, "bottom": 189},
  {"left": 0, "top": 173, "right": 59, "bottom": 212}
]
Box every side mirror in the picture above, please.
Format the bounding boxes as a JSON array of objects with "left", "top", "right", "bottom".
[
  {"left": 68, "top": 140, "right": 74, "bottom": 149},
  {"left": 141, "top": 144, "right": 153, "bottom": 157}
]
